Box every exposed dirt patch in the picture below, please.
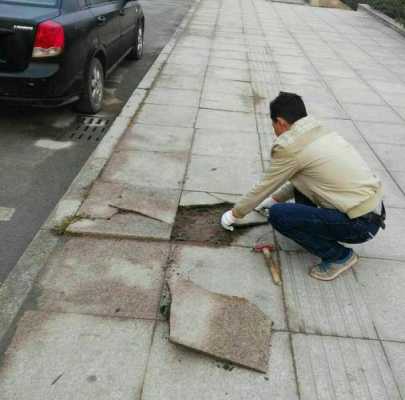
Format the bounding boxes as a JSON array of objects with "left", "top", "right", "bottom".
[{"left": 171, "top": 203, "right": 242, "bottom": 246}]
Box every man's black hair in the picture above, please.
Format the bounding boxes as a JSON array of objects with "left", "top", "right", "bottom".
[{"left": 270, "top": 92, "right": 307, "bottom": 125}]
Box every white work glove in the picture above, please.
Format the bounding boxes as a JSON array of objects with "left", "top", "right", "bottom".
[
  {"left": 221, "top": 210, "right": 239, "bottom": 231},
  {"left": 255, "top": 197, "right": 278, "bottom": 213}
]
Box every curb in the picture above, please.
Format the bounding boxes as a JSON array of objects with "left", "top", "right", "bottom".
[
  {"left": 358, "top": 4, "right": 405, "bottom": 38},
  {"left": 0, "top": 0, "right": 199, "bottom": 353}
]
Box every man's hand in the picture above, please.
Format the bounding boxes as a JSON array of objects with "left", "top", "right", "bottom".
[
  {"left": 221, "top": 210, "right": 238, "bottom": 231},
  {"left": 255, "top": 196, "right": 278, "bottom": 212}
]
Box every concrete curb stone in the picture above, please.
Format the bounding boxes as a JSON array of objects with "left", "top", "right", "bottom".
[{"left": 358, "top": 4, "right": 405, "bottom": 38}]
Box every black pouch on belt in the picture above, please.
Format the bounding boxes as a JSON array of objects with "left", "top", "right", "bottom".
[{"left": 364, "top": 202, "right": 386, "bottom": 230}]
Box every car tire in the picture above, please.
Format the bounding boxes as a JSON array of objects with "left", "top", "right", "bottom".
[
  {"left": 75, "top": 57, "right": 104, "bottom": 114},
  {"left": 127, "top": 21, "right": 144, "bottom": 60}
]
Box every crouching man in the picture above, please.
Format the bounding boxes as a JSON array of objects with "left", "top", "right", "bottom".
[{"left": 221, "top": 92, "right": 385, "bottom": 281}]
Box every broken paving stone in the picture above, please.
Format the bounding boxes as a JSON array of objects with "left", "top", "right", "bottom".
[
  {"left": 180, "top": 191, "right": 241, "bottom": 207},
  {"left": 168, "top": 279, "right": 272, "bottom": 373},
  {"left": 109, "top": 186, "right": 180, "bottom": 225},
  {"left": 78, "top": 181, "right": 123, "bottom": 219},
  {"left": 180, "top": 191, "right": 227, "bottom": 207},
  {"left": 67, "top": 212, "right": 172, "bottom": 240}
]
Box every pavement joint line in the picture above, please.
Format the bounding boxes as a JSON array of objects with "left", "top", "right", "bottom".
[
  {"left": 0, "top": 0, "right": 201, "bottom": 356},
  {"left": 20, "top": 308, "right": 164, "bottom": 323},
  {"left": 272, "top": 328, "right": 405, "bottom": 344}
]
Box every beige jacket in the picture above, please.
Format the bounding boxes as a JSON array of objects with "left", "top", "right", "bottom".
[{"left": 233, "top": 116, "right": 383, "bottom": 219}]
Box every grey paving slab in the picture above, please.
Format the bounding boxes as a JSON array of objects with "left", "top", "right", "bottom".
[
  {"left": 279, "top": 72, "right": 325, "bottom": 88},
  {"left": 145, "top": 88, "right": 201, "bottom": 107},
  {"left": 391, "top": 171, "right": 405, "bottom": 193},
  {"left": 393, "top": 106, "right": 405, "bottom": 121},
  {"left": 321, "top": 118, "right": 366, "bottom": 145},
  {"left": 383, "top": 342, "right": 405, "bottom": 398},
  {"left": 192, "top": 128, "right": 259, "bottom": 157},
  {"left": 179, "top": 190, "right": 241, "bottom": 206},
  {"left": 204, "top": 78, "right": 253, "bottom": 97},
  {"left": 196, "top": 109, "right": 257, "bottom": 132},
  {"left": 330, "top": 88, "right": 385, "bottom": 106},
  {"left": 356, "top": 121, "right": 405, "bottom": 145},
  {"left": 0, "top": 311, "right": 154, "bottom": 400},
  {"left": 134, "top": 104, "right": 198, "bottom": 128},
  {"left": 376, "top": 84, "right": 405, "bottom": 104},
  {"left": 367, "top": 80, "right": 405, "bottom": 95},
  {"left": 350, "top": 208, "right": 405, "bottom": 260},
  {"left": 371, "top": 143, "right": 405, "bottom": 172},
  {"left": 306, "top": 100, "right": 347, "bottom": 119},
  {"left": 167, "top": 53, "right": 209, "bottom": 66},
  {"left": 155, "top": 74, "right": 205, "bottom": 91},
  {"left": 118, "top": 124, "right": 194, "bottom": 154},
  {"left": 142, "top": 324, "right": 298, "bottom": 399},
  {"left": 208, "top": 57, "right": 250, "bottom": 70},
  {"left": 177, "top": 35, "right": 212, "bottom": 49},
  {"left": 281, "top": 251, "right": 377, "bottom": 339},
  {"left": 184, "top": 154, "right": 262, "bottom": 194},
  {"left": 168, "top": 279, "right": 272, "bottom": 372},
  {"left": 313, "top": 58, "right": 357, "bottom": 79},
  {"left": 161, "top": 62, "right": 207, "bottom": 77},
  {"left": 102, "top": 150, "right": 188, "bottom": 189},
  {"left": 293, "top": 334, "right": 402, "bottom": 400},
  {"left": 354, "top": 258, "right": 405, "bottom": 342},
  {"left": 232, "top": 224, "right": 275, "bottom": 249},
  {"left": 32, "top": 238, "right": 169, "bottom": 319},
  {"left": 342, "top": 103, "right": 403, "bottom": 124},
  {"left": 352, "top": 141, "right": 386, "bottom": 171},
  {"left": 170, "top": 47, "right": 211, "bottom": 59},
  {"left": 275, "top": 56, "right": 317, "bottom": 75},
  {"left": 68, "top": 212, "right": 172, "bottom": 240},
  {"left": 211, "top": 49, "right": 248, "bottom": 60},
  {"left": 206, "top": 66, "right": 250, "bottom": 82},
  {"left": 200, "top": 91, "right": 255, "bottom": 113},
  {"left": 78, "top": 181, "right": 121, "bottom": 219},
  {"left": 110, "top": 185, "right": 180, "bottom": 224},
  {"left": 168, "top": 245, "right": 286, "bottom": 329},
  {"left": 374, "top": 169, "right": 405, "bottom": 208},
  {"left": 211, "top": 42, "right": 248, "bottom": 53}
]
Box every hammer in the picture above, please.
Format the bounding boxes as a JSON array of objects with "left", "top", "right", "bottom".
[{"left": 253, "top": 243, "right": 282, "bottom": 286}]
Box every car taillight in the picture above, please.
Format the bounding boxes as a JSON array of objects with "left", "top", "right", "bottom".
[{"left": 32, "top": 20, "right": 64, "bottom": 58}]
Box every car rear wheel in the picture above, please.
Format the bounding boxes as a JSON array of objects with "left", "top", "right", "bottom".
[
  {"left": 127, "top": 22, "right": 144, "bottom": 60},
  {"left": 75, "top": 57, "right": 104, "bottom": 114}
]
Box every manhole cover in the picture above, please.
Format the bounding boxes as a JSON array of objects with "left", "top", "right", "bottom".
[
  {"left": 60, "top": 115, "right": 112, "bottom": 142},
  {"left": 172, "top": 203, "right": 242, "bottom": 246}
]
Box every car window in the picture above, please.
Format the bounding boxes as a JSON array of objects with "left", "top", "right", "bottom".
[{"left": 0, "top": 0, "right": 58, "bottom": 6}]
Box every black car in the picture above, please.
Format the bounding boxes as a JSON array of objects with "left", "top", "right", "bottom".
[{"left": 0, "top": 0, "right": 144, "bottom": 113}]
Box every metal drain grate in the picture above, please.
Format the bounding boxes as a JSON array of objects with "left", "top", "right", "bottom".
[{"left": 61, "top": 116, "right": 113, "bottom": 142}]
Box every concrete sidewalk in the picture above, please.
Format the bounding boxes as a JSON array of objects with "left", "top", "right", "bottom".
[{"left": 1, "top": 0, "right": 405, "bottom": 398}]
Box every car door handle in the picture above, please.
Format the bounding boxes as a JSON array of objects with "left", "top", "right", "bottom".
[
  {"left": 96, "top": 15, "right": 107, "bottom": 25},
  {"left": 119, "top": 8, "right": 125, "bottom": 16}
]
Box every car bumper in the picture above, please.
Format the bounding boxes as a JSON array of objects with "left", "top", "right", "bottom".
[
  {"left": 0, "top": 62, "right": 81, "bottom": 106},
  {"left": 0, "top": 94, "right": 79, "bottom": 107}
]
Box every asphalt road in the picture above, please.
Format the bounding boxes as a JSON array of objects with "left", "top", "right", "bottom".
[{"left": 0, "top": 0, "right": 193, "bottom": 284}]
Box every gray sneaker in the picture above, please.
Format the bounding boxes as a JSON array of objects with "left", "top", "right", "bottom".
[{"left": 310, "top": 250, "right": 359, "bottom": 281}]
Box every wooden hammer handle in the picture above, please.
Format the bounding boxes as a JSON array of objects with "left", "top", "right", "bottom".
[{"left": 262, "top": 248, "right": 282, "bottom": 286}]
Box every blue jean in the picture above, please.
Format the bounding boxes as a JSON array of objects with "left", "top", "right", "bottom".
[{"left": 268, "top": 190, "right": 380, "bottom": 262}]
